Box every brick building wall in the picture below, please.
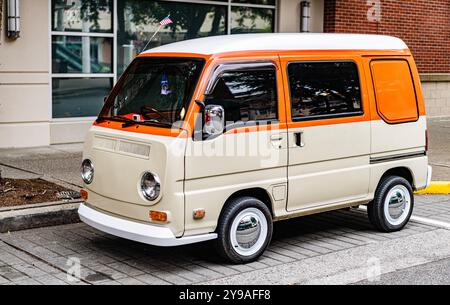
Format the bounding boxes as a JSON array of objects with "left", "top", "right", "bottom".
[
  {"left": 323, "top": 0, "right": 450, "bottom": 117},
  {"left": 323, "top": 0, "right": 450, "bottom": 74}
]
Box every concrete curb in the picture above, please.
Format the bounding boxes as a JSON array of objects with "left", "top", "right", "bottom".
[
  {"left": 415, "top": 181, "right": 450, "bottom": 195},
  {"left": 0, "top": 201, "right": 81, "bottom": 233}
]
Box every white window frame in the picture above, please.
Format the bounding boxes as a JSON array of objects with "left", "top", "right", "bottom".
[{"left": 49, "top": 0, "right": 277, "bottom": 121}]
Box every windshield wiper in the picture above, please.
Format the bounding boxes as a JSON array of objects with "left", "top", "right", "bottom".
[
  {"left": 96, "top": 115, "right": 177, "bottom": 129},
  {"left": 95, "top": 115, "right": 136, "bottom": 125},
  {"left": 121, "top": 119, "right": 175, "bottom": 128}
]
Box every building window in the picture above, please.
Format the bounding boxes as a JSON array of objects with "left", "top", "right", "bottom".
[
  {"left": 52, "top": 78, "right": 113, "bottom": 119},
  {"left": 231, "top": 6, "right": 274, "bottom": 34},
  {"left": 52, "top": 36, "right": 113, "bottom": 74},
  {"left": 231, "top": 0, "right": 275, "bottom": 4},
  {"left": 116, "top": 1, "right": 228, "bottom": 75},
  {"left": 288, "top": 61, "right": 362, "bottom": 120},
  {"left": 52, "top": 0, "right": 113, "bottom": 33},
  {"left": 51, "top": 0, "right": 114, "bottom": 118},
  {"left": 51, "top": 0, "right": 276, "bottom": 119}
]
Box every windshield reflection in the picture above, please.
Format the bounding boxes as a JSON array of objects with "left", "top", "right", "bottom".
[{"left": 100, "top": 57, "right": 205, "bottom": 127}]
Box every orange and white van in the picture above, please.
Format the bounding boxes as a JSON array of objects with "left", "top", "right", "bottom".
[{"left": 78, "top": 33, "right": 432, "bottom": 263}]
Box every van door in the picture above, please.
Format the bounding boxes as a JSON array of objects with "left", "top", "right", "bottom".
[
  {"left": 281, "top": 57, "right": 371, "bottom": 211},
  {"left": 183, "top": 58, "right": 288, "bottom": 235}
]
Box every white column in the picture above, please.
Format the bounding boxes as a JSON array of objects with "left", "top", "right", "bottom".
[{"left": 82, "top": 20, "right": 91, "bottom": 73}]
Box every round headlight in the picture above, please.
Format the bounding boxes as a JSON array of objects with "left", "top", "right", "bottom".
[
  {"left": 81, "top": 159, "right": 94, "bottom": 184},
  {"left": 140, "top": 172, "right": 160, "bottom": 201}
]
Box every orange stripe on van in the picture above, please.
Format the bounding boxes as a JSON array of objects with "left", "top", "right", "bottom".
[
  {"left": 224, "top": 123, "right": 282, "bottom": 135},
  {"left": 138, "top": 52, "right": 211, "bottom": 60},
  {"left": 93, "top": 120, "right": 187, "bottom": 138},
  {"left": 96, "top": 48, "right": 425, "bottom": 137}
]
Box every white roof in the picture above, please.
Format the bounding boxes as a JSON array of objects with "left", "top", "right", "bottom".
[{"left": 143, "top": 33, "right": 408, "bottom": 55}]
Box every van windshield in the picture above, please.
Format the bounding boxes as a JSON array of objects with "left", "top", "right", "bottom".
[{"left": 99, "top": 57, "right": 205, "bottom": 127}]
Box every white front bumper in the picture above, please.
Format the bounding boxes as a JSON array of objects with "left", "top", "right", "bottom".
[{"left": 78, "top": 203, "right": 217, "bottom": 247}]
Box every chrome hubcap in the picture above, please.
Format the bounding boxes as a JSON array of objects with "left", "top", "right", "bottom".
[
  {"left": 384, "top": 185, "right": 411, "bottom": 226},
  {"left": 230, "top": 208, "right": 268, "bottom": 256}
]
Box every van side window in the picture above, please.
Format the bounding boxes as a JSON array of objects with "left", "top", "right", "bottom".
[
  {"left": 204, "top": 68, "right": 278, "bottom": 126},
  {"left": 370, "top": 60, "right": 419, "bottom": 124},
  {"left": 288, "top": 62, "right": 362, "bottom": 120}
]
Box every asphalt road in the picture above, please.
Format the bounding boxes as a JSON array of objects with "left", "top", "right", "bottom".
[{"left": 356, "top": 258, "right": 450, "bottom": 285}]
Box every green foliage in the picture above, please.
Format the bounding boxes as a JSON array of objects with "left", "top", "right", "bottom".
[{"left": 79, "top": 0, "right": 112, "bottom": 30}]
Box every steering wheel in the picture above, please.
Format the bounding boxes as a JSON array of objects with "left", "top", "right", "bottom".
[{"left": 141, "top": 105, "right": 169, "bottom": 121}]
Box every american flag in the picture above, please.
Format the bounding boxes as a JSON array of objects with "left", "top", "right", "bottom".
[{"left": 159, "top": 16, "right": 173, "bottom": 26}]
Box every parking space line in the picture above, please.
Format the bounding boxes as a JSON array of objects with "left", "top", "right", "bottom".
[
  {"left": 358, "top": 205, "right": 450, "bottom": 230},
  {"left": 409, "top": 216, "right": 450, "bottom": 230}
]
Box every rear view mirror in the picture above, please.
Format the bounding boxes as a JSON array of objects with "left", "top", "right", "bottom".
[{"left": 204, "top": 105, "right": 225, "bottom": 137}]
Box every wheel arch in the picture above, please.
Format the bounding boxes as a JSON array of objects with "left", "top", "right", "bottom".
[
  {"left": 220, "top": 187, "right": 274, "bottom": 219},
  {"left": 379, "top": 166, "right": 415, "bottom": 190}
]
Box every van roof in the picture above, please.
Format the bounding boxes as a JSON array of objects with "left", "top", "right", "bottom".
[{"left": 143, "top": 33, "right": 408, "bottom": 56}]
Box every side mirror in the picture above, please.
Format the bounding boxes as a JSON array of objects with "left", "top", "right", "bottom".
[{"left": 204, "top": 105, "right": 225, "bottom": 137}]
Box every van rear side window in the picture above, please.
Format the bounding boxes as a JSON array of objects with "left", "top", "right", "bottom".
[
  {"left": 370, "top": 60, "right": 419, "bottom": 124},
  {"left": 287, "top": 61, "right": 362, "bottom": 121}
]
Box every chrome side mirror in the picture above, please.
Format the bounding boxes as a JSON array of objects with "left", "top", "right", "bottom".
[{"left": 204, "top": 105, "right": 225, "bottom": 136}]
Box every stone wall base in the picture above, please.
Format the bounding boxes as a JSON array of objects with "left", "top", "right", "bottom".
[{"left": 422, "top": 79, "right": 450, "bottom": 118}]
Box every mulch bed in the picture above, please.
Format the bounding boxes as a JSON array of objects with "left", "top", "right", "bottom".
[{"left": 0, "top": 178, "right": 78, "bottom": 208}]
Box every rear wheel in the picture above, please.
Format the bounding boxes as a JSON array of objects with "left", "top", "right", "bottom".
[
  {"left": 215, "top": 197, "right": 273, "bottom": 264},
  {"left": 367, "top": 176, "right": 414, "bottom": 232}
]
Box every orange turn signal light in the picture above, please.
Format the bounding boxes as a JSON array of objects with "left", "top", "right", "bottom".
[
  {"left": 193, "top": 209, "right": 206, "bottom": 220},
  {"left": 149, "top": 210, "right": 168, "bottom": 222},
  {"left": 80, "top": 189, "right": 88, "bottom": 201}
]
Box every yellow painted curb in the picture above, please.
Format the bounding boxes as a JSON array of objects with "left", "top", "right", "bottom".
[{"left": 415, "top": 181, "right": 450, "bottom": 195}]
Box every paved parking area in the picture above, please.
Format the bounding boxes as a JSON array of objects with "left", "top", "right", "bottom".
[{"left": 1, "top": 195, "right": 449, "bottom": 285}]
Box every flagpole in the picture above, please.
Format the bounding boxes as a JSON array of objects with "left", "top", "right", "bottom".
[
  {"left": 141, "top": 14, "right": 171, "bottom": 53},
  {"left": 141, "top": 24, "right": 163, "bottom": 53}
]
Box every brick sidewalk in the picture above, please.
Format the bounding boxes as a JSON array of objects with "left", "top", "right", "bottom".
[{"left": 1, "top": 196, "right": 447, "bottom": 285}]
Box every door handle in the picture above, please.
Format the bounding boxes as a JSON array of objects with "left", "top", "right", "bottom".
[
  {"left": 294, "top": 131, "right": 305, "bottom": 147},
  {"left": 270, "top": 134, "right": 284, "bottom": 149},
  {"left": 270, "top": 134, "right": 283, "bottom": 141}
]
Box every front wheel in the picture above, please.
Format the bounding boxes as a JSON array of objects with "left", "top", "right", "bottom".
[
  {"left": 215, "top": 197, "right": 273, "bottom": 264},
  {"left": 367, "top": 176, "right": 414, "bottom": 232}
]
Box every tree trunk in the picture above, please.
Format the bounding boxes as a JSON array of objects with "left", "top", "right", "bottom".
[{"left": 186, "top": 8, "right": 208, "bottom": 39}]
